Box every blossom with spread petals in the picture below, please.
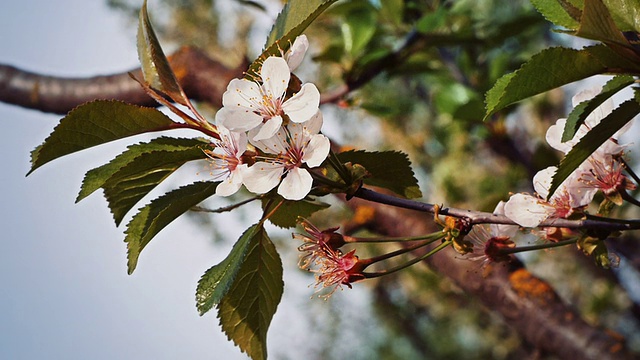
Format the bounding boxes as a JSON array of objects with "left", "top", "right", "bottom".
[
  {"left": 203, "top": 125, "right": 248, "bottom": 196},
  {"left": 216, "top": 56, "right": 320, "bottom": 141},
  {"left": 242, "top": 111, "right": 330, "bottom": 200},
  {"left": 504, "top": 166, "right": 596, "bottom": 227}
]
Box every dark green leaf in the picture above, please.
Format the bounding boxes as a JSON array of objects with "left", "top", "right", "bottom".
[
  {"left": 337, "top": 150, "right": 422, "bottom": 199},
  {"left": 531, "top": 0, "right": 581, "bottom": 29},
  {"left": 29, "top": 100, "right": 175, "bottom": 175},
  {"left": 261, "top": 196, "right": 330, "bottom": 228},
  {"left": 196, "top": 224, "right": 261, "bottom": 316},
  {"left": 125, "top": 181, "right": 219, "bottom": 274},
  {"left": 548, "top": 98, "right": 640, "bottom": 199},
  {"left": 77, "top": 137, "right": 209, "bottom": 202},
  {"left": 137, "top": 0, "right": 187, "bottom": 105},
  {"left": 247, "top": 0, "right": 339, "bottom": 78},
  {"left": 104, "top": 146, "right": 210, "bottom": 226},
  {"left": 484, "top": 46, "right": 607, "bottom": 120},
  {"left": 217, "top": 225, "right": 283, "bottom": 360},
  {"left": 562, "top": 75, "right": 634, "bottom": 141}
]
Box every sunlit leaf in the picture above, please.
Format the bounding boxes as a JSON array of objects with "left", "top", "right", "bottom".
[
  {"left": 337, "top": 150, "right": 422, "bottom": 199},
  {"left": 261, "top": 196, "right": 330, "bottom": 228},
  {"left": 484, "top": 46, "right": 607, "bottom": 120},
  {"left": 246, "top": 0, "right": 339, "bottom": 78},
  {"left": 575, "top": 0, "right": 630, "bottom": 47},
  {"left": 562, "top": 75, "right": 634, "bottom": 141},
  {"left": 217, "top": 225, "right": 283, "bottom": 360},
  {"left": 196, "top": 224, "right": 260, "bottom": 316},
  {"left": 29, "top": 100, "right": 175, "bottom": 175},
  {"left": 77, "top": 137, "right": 209, "bottom": 202},
  {"left": 137, "top": 0, "right": 188, "bottom": 105},
  {"left": 125, "top": 181, "right": 219, "bottom": 274},
  {"left": 548, "top": 97, "right": 640, "bottom": 199},
  {"left": 340, "top": 2, "right": 377, "bottom": 57},
  {"left": 531, "top": 0, "right": 581, "bottom": 29},
  {"left": 602, "top": 0, "right": 640, "bottom": 32}
]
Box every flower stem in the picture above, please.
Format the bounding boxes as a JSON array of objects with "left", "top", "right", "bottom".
[
  {"left": 345, "top": 231, "right": 445, "bottom": 243},
  {"left": 363, "top": 240, "right": 452, "bottom": 278},
  {"left": 499, "top": 239, "right": 576, "bottom": 255},
  {"left": 621, "top": 190, "right": 640, "bottom": 208},
  {"left": 620, "top": 157, "right": 640, "bottom": 185},
  {"left": 190, "top": 195, "right": 262, "bottom": 213}
]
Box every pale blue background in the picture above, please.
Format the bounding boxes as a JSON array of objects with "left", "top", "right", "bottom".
[{"left": 0, "top": 2, "right": 248, "bottom": 358}]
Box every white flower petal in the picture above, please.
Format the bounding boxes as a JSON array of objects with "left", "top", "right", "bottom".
[
  {"left": 243, "top": 162, "right": 283, "bottom": 194},
  {"left": 532, "top": 166, "right": 556, "bottom": 199},
  {"left": 260, "top": 57, "right": 290, "bottom": 100},
  {"left": 282, "top": 83, "right": 320, "bottom": 123},
  {"left": 302, "top": 134, "right": 330, "bottom": 168},
  {"left": 286, "top": 35, "right": 309, "bottom": 71},
  {"left": 545, "top": 118, "right": 575, "bottom": 153},
  {"left": 252, "top": 116, "right": 283, "bottom": 141},
  {"left": 504, "top": 193, "right": 552, "bottom": 227},
  {"left": 216, "top": 165, "right": 246, "bottom": 196},
  {"left": 490, "top": 201, "right": 518, "bottom": 238},
  {"left": 222, "top": 78, "right": 262, "bottom": 109},
  {"left": 216, "top": 107, "right": 263, "bottom": 132},
  {"left": 278, "top": 167, "right": 313, "bottom": 200}
]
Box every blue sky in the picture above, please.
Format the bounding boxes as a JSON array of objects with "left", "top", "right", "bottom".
[{"left": 0, "top": 1, "right": 249, "bottom": 358}]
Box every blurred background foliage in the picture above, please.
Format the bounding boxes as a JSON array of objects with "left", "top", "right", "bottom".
[{"left": 107, "top": 0, "right": 640, "bottom": 358}]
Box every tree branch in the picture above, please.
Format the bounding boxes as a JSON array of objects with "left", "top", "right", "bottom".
[
  {"left": 0, "top": 46, "right": 246, "bottom": 114},
  {"left": 344, "top": 194, "right": 634, "bottom": 359}
]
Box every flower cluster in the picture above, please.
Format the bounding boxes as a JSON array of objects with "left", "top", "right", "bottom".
[
  {"left": 205, "top": 36, "right": 330, "bottom": 200},
  {"left": 504, "top": 88, "right": 636, "bottom": 227}
]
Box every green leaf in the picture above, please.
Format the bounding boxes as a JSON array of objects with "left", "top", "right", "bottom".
[
  {"left": 137, "top": 0, "right": 188, "bottom": 105},
  {"left": 531, "top": 0, "right": 581, "bottom": 29},
  {"left": 562, "top": 75, "right": 634, "bottom": 141},
  {"left": 602, "top": 0, "right": 640, "bottom": 32},
  {"left": 125, "top": 181, "right": 219, "bottom": 274},
  {"left": 484, "top": 46, "right": 607, "bottom": 120},
  {"left": 103, "top": 145, "right": 210, "bottom": 226},
  {"left": 246, "top": 0, "right": 339, "bottom": 78},
  {"left": 261, "top": 196, "right": 330, "bottom": 228},
  {"left": 548, "top": 98, "right": 640, "bottom": 199},
  {"left": 575, "top": 0, "right": 630, "bottom": 47},
  {"left": 337, "top": 150, "right": 422, "bottom": 199},
  {"left": 196, "top": 224, "right": 261, "bottom": 316},
  {"left": 29, "top": 100, "right": 175, "bottom": 175},
  {"left": 77, "top": 137, "right": 209, "bottom": 202},
  {"left": 217, "top": 225, "right": 283, "bottom": 360}
]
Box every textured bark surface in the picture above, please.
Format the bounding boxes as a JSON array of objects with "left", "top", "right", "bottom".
[{"left": 0, "top": 46, "right": 244, "bottom": 114}]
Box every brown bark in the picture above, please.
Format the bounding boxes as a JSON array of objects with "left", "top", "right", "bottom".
[{"left": 0, "top": 46, "right": 245, "bottom": 114}]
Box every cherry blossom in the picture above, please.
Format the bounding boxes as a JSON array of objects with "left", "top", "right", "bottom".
[
  {"left": 465, "top": 201, "right": 518, "bottom": 264},
  {"left": 203, "top": 124, "right": 248, "bottom": 196},
  {"left": 216, "top": 56, "right": 320, "bottom": 141},
  {"left": 545, "top": 87, "right": 635, "bottom": 202},
  {"left": 504, "top": 166, "right": 596, "bottom": 227},
  {"left": 242, "top": 111, "right": 330, "bottom": 200}
]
